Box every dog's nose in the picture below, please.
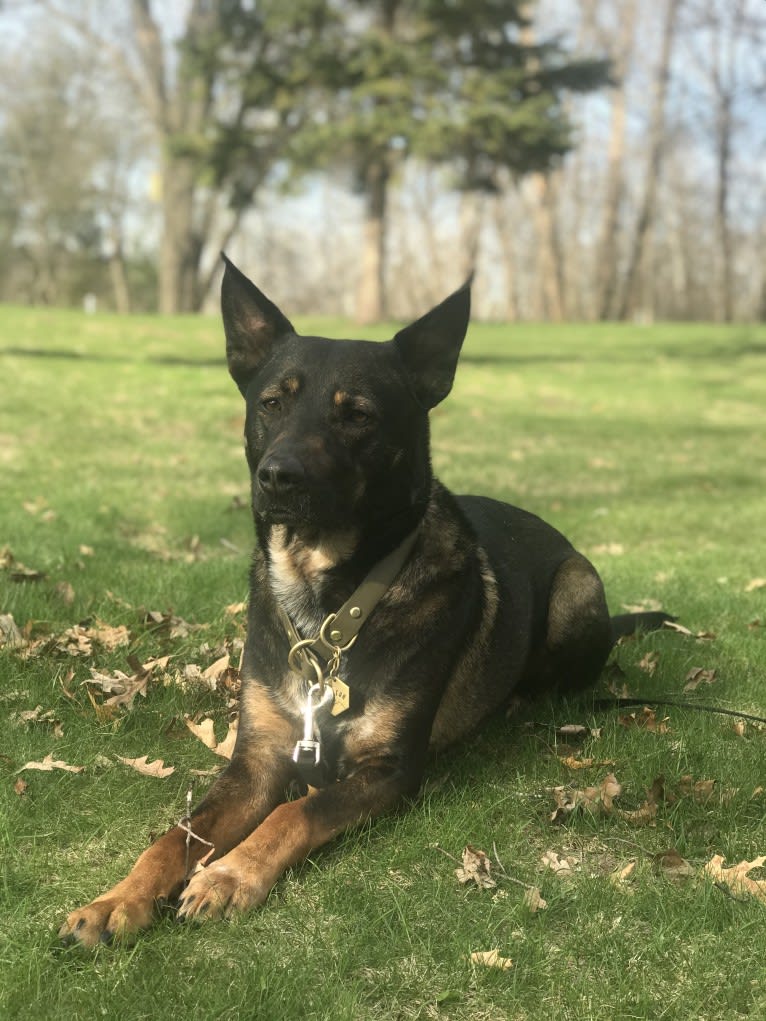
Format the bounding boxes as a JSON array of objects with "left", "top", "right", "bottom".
[{"left": 257, "top": 455, "right": 305, "bottom": 496}]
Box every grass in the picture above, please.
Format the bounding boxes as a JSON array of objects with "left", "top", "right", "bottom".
[{"left": 1, "top": 304, "right": 765, "bottom": 1020}]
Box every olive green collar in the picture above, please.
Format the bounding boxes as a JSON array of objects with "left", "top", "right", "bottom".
[{"left": 276, "top": 527, "right": 420, "bottom": 667}]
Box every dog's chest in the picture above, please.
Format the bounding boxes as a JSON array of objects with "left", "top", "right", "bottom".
[{"left": 267, "top": 533, "right": 335, "bottom": 640}]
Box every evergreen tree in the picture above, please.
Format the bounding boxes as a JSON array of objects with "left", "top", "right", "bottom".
[{"left": 280, "top": 0, "right": 609, "bottom": 321}]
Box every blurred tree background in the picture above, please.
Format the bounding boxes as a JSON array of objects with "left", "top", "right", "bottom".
[{"left": 0, "top": 0, "right": 763, "bottom": 322}]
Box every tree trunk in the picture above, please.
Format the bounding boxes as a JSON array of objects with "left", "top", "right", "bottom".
[
  {"left": 494, "top": 192, "right": 520, "bottom": 321},
  {"left": 529, "top": 173, "right": 564, "bottom": 321},
  {"left": 356, "top": 161, "right": 389, "bottom": 324},
  {"left": 617, "top": 0, "right": 681, "bottom": 320},
  {"left": 108, "top": 248, "right": 132, "bottom": 314},
  {"left": 594, "top": 0, "right": 637, "bottom": 320},
  {"left": 158, "top": 154, "right": 202, "bottom": 314}
]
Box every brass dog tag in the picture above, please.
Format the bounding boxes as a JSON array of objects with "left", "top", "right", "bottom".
[{"left": 329, "top": 677, "right": 350, "bottom": 716}]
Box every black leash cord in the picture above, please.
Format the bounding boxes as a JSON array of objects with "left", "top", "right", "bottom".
[{"left": 589, "top": 697, "right": 766, "bottom": 726}]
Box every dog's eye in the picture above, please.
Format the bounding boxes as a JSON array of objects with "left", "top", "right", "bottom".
[
  {"left": 346, "top": 408, "right": 371, "bottom": 426},
  {"left": 262, "top": 397, "right": 281, "bottom": 413}
]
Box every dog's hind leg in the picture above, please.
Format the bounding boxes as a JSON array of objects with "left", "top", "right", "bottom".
[{"left": 537, "top": 553, "right": 614, "bottom": 695}]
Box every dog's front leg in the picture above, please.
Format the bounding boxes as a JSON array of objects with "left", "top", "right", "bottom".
[
  {"left": 176, "top": 760, "right": 417, "bottom": 922},
  {"left": 59, "top": 686, "right": 299, "bottom": 947}
]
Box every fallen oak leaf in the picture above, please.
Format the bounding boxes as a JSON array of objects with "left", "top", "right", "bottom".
[
  {"left": 469, "top": 950, "right": 512, "bottom": 971},
  {"left": 550, "top": 773, "right": 623, "bottom": 822},
  {"left": 522, "top": 886, "right": 548, "bottom": 912},
  {"left": 638, "top": 651, "right": 659, "bottom": 676},
  {"left": 85, "top": 666, "right": 149, "bottom": 710},
  {"left": 90, "top": 622, "right": 130, "bottom": 651},
  {"left": 184, "top": 716, "right": 217, "bottom": 750},
  {"left": 559, "top": 755, "right": 616, "bottom": 770},
  {"left": 610, "top": 861, "right": 637, "bottom": 887},
  {"left": 618, "top": 706, "right": 670, "bottom": 734},
  {"left": 556, "top": 723, "right": 603, "bottom": 739},
  {"left": 184, "top": 716, "right": 238, "bottom": 759},
  {"left": 618, "top": 775, "right": 664, "bottom": 826},
  {"left": 662, "top": 620, "right": 715, "bottom": 641},
  {"left": 703, "top": 854, "right": 766, "bottom": 903},
  {"left": 683, "top": 667, "right": 717, "bottom": 692},
  {"left": 18, "top": 753, "right": 84, "bottom": 774},
  {"left": 678, "top": 775, "right": 717, "bottom": 803},
  {"left": 202, "top": 653, "right": 230, "bottom": 688},
  {"left": 116, "top": 755, "right": 175, "bottom": 778},
  {"left": 0, "top": 613, "right": 24, "bottom": 648},
  {"left": 455, "top": 845, "right": 497, "bottom": 889},
  {"left": 540, "top": 850, "right": 574, "bottom": 875}
]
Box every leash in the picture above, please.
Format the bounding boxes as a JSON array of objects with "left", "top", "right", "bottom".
[
  {"left": 589, "top": 697, "right": 766, "bottom": 726},
  {"left": 277, "top": 528, "right": 420, "bottom": 786}
]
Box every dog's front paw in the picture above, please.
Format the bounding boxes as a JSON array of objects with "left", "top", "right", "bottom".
[
  {"left": 177, "top": 857, "right": 267, "bottom": 922},
  {"left": 59, "top": 892, "right": 157, "bottom": 948}
]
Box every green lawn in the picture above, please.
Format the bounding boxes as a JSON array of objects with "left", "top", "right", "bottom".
[{"left": 1, "top": 305, "right": 765, "bottom": 1021}]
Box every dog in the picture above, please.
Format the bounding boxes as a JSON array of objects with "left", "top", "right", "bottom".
[{"left": 60, "top": 257, "right": 670, "bottom": 946}]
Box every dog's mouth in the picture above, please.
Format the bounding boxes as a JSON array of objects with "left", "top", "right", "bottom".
[{"left": 254, "top": 488, "right": 350, "bottom": 530}]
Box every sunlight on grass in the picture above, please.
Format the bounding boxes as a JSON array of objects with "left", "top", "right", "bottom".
[{"left": 1, "top": 308, "right": 765, "bottom": 1020}]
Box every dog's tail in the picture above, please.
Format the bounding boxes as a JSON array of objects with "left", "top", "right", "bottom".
[{"left": 610, "top": 611, "right": 676, "bottom": 641}]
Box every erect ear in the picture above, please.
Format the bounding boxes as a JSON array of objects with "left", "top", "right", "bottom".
[
  {"left": 221, "top": 253, "right": 295, "bottom": 394},
  {"left": 392, "top": 276, "right": 472, "bottom": 410}
]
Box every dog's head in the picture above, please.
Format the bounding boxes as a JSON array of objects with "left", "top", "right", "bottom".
[{"left": 221, "top": 255, "right": 471, "bottom": 537}]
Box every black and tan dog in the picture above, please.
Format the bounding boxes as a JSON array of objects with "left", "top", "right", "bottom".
[{"left": 60, "top": 258, "right": 668, "bottom": 946}]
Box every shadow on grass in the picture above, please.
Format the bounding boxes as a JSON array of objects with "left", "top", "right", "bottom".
[{"left": 0, "top": 347, "right": 225, "bottom": 368}]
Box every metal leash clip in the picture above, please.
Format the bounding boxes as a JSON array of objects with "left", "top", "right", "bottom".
[{"left": 293, "top": 681, "right": 334, "bottom": 767}]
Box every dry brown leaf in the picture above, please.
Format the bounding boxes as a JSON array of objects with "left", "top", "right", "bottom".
[
  {"left": 662, "top": 620, "right": 715, "bottom": 641},
  {"left": 184, "top": 716, "right": 217, "bottom": 750},
  {"left": 523, "top": 886, "right": 548, "bottom": 912},
  {"left": 225, "top": 601, "right": 247, "bottom": 616},
  {"left": 556, "top": 724, "right": 603, "bottom": 740},
  {"left": 618, "top": 706, "right": 670, "bottom": 734},
  {"left": 541, "top": 850, "right": 574, "bottom": 874},
  {"left": 551, "top": 773, "right": 623, "bottom": 822},
  {"left": 638, "top": 651, "right": 660, "bottom": 676},
  {"left": 605, "top": 663, "right": 633, "bottom": 698},
  {"left": 202, "top": 653, "right": 230, "bottom": 687},
  {"left": 54, "top": 626, "right": 93, "bottom": 657},
  {"left": 652, "top": 849, "right": 695, "bottom": 882},
  {"left": 618, "top": 775, "right": 664, "bottom": 826},
  {"left": 618, "top": 800, "right": 658, "bottom": 826},
  {"left": 144, "top": 655, "right": 171, "bottom": 672},
  {"left": 0, "top": 613, "right": 24, "bottom": 648},
  {"left": 455, "top": 845, "right": 497, "bottom": 889},
  {"left": 559, "top": 755, "right": 616, "bottom": 770},
  {"left": 18, "top": 753, "right": 84, "bottom": 774},
  {"left": 91, "top": 623, "right": 130, "bottom": 651},
  {"left": 54, "top": 581, "right": 76, "bottom": 605},
  {"left": 610, "top": 861, "right": 636, "bottom": 887},
  {"left": 678, "top": 775, "right": 717, "bottom": 803},
  {"left": 469, "top": 950, "right": 512, "bottom": 971},
  {"left": 184, "top": 716, "right": 238, "bottom": 759},
  {"left": 683, "top": 667, "right": 717, "bottom": 692},
  {"left": 144, "top": 610, "right": 198, "bottom": 639},
  {"left": 87, "top": 667, "right": 149, "bottom": 709},
  {"left": 704, "top": 854, "right": 766, "bottom": 903},
  {"left": 745, "top": 578, "right": 766, "bottom": 593},
  {"left": 116, "top": 755, "right": 175, "bottom": 778},
  {"left": 14, "top": 777, "right": 28, "bottom": 796}
]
